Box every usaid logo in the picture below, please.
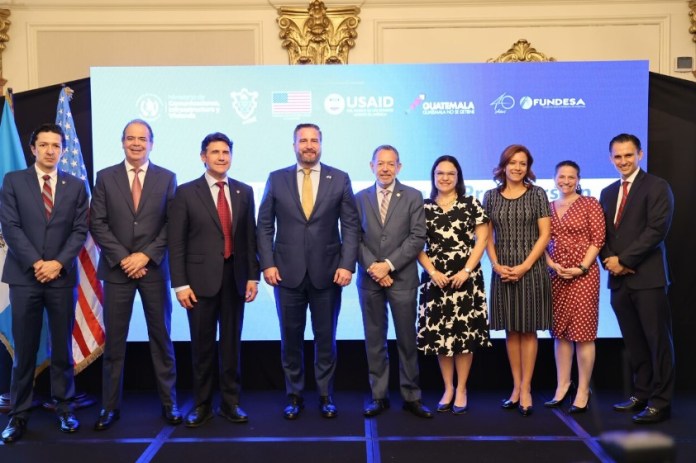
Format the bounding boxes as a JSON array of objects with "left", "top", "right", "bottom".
[
  {"left": 519, "top": 96, "right": 587, "bottom": 110},
  {"left": 324, "top": 93, "right": 394, "bottom": 117}
]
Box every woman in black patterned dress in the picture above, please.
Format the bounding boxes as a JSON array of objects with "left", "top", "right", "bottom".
[
  {"left": 417, "top": 156, "right": 491, "bottom": 415},
  {"left": 483, "top": 145, "right": 552, "bottom": 416}
]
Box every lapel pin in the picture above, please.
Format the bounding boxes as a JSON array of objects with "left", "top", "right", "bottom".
[
  {"left": 61, "top": 180, "right": 66, "bottom": 185},
  {"left": 236, "top": 190, "right": 240, "bottom": 194},
  {"left": 396, "top": 193, "right": 401, "bottom": 197},
  {"left": 326, "top": 175, "right": 332, "bottom": 179}
]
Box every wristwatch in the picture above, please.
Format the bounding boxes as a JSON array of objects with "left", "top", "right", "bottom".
[
  {"left": 578, "top": 264, "right": 589, "bottom": 275},
  {"left": 464, "top": 267, "right": 472, "bottom": 274}
]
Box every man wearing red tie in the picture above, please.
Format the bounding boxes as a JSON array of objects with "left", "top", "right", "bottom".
[
  {"left": 599, "top": 133, "right": 675, "bottom": 424},
  {"left": 1, "top": 123, "right": 88, "bottom": 443},
  {"left": 168, "top": 132, "right": 259, "bottom": 427}
]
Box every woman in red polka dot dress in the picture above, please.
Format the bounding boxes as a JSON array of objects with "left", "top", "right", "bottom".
[{"left": 544, "top": 161, "right": 605, "bottom": 414}]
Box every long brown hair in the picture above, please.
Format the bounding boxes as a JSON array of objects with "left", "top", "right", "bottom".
[{"left": 492, "top": 144, "right": 536, "bottom": 189}]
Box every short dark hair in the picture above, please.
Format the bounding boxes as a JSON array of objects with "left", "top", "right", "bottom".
[
  {"left": 492, "top": 144, "right": 536, "bottom": 188},
  {"left": 371, "top": 144, "right": 400, "bottom": 162},
  {"left": 554, "top": 160, "right": 582, "bottom": 195},
  {"left": 200, "top": 132, "right": 233, "bottom": 153},
  {"left": 609, "top": 133, "right": 641, "bottom": 152},
  {"left": 430, "top": 155, "right": 466, "bottom": 200},
  {"left": 121, "top": 119, "right": 154, "bottom": 143},
  {"left": 29, "top": 123, "right": 64, "bottom": 148},
  {"left": 293, "top": 123, "right": 322, "bottom": 142}
]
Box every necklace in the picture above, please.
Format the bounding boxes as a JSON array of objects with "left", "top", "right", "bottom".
[{"left": 436, "top": 195, "right": 457, "bottom": 208}]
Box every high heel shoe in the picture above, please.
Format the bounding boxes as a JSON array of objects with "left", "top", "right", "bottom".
[
  {"left": 452, "top": 404, "right": 468, "bottom": 415},
  {"left": 437, "top": 401, "right": 453, "bottom": 413},
  {"left": 501, "top": 399, "right": 519, "bottom": 410},
  {"left": 518, "top": 404, "right": 534, "bottom": 416},
  {"left": 568, "top": 390, "right": 592, "bottom": 414},
  {"left": 544, "top": 383, "right": 575, "bottom": 408}
]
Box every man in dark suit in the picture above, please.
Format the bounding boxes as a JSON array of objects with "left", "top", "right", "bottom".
[
  {"left": 90, "top": 119, "right": 181, "bottom": 430},
  {"left": 355, "top": 145, "right": 432, "bottom": 419},
  {"left": 169, "top": 132, "right": 259, "bottom": 427},
  {"left": 0, "top": 123, "right": 88, "bottom": 443},
  {"left": 599, "top": 133, "right": 675, "bottom": 424},
  {"left": 257, "top": 123, "right": 359, "bottom": 419}
]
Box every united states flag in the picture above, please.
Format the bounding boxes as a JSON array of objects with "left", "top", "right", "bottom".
[
  {"left": 55, "top": 88, "right": 105, "bottom": 373},
  {"left": 272, "top": 91, "right": 312, "bottom": 116}
]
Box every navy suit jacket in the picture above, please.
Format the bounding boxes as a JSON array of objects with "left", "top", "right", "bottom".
[
  {"left": 168, "top": 175, "right": 259, "bottom": 298},
  {"left": 599, "top": 169, "right": 673, "bottom": 290},
  {"left": 0, "top": 166, "right": 88, "bottom": 287},
  {"left": 90, "top": 162, "right": 176, "bottom": 283},
  {"left": 257, "top": 163, "right": 359, "bottom": 289},
  {"left": 355, "top": 180, "right": 426, "bottom": 291}
]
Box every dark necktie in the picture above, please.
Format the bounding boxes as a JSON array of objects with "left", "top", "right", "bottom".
[
  {"left": 42, "top": 174, "right": 53, "bottom": 218},
  {"left": 216, "top": 181, "right": 233, "bottom": 258},
  {"left": 615, "top": 181, "right": 630, "bottom": 227}
]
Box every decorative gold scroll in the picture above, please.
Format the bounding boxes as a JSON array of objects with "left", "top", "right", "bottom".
[
  {"left": 277, "top": 1, "right": 360, "bottom": 65},
  {"left": 487, "top": 39, "right": 556, "bottom": 63},
  {"left": 0, "top": 9, "right": 11, "bottom": 91}
]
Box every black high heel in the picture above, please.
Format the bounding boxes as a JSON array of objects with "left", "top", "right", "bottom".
[
  {"left": 544, "top": 383, "right": 575, "bottom": 408},
  {"left": 518, "top": 404, "right": 534, "bottom": 416},
  {"left": 501, "top": 399, "right": 519, "bottom": 410},
  {"left": 437, "top": 400, "right": 453, "bottom": 412},
  {"left": 568, "top": 389, "right": 592, "bottom": 414}
]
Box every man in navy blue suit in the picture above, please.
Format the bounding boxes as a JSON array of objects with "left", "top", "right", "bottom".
[
  {"left": 90, "top": 120, "right": 180, "bottom": 430},
  {"left": 599, "top": 133, "right": 675, "bottom": 424},
  {"left": 0, "top": 123, "right": 88, "bottom": 443},
  {"left": 257, "top": 123, "right": 359, "bottom": 419},
  {"left": 169, "top": 132, "right": 259, "bottom": 428}
]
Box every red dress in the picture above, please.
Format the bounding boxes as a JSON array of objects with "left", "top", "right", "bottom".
[{"left": 547, "top": 196, "right": 606, "bottom": 342}]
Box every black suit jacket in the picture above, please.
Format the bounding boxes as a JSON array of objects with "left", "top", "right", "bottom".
[
  {"left": 1, "top": 167, "right": 88, "bottom": 287},
  {"left": 90, "top": 162, "right": 176, "bottom": 283},
  {"left": 168, "top": 175, "right": 259, "bottom": 297},
  {"left": 599, "top": 169, "right": 673, "bottom": 290}
]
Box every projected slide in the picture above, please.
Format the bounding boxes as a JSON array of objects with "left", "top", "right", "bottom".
[{"left": 91, "top": 61, "right": 649, "bottom": 341}]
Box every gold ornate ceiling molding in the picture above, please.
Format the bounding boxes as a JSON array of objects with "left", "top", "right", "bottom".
[
  {"left": 487, "top": 39, "right": 556, "bottom": 63},
  {"left": 276, "top": 1, "right": 360, "bottom": 65},
  {"left": 0, "top": 9, "right": 11, "bottom": 92},
  {"left": 689, "top": 1, "right": 696, "bottom": 43}
]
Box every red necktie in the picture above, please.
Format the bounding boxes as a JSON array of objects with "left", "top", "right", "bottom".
[
  {"left": 614, "top": 181, "right": 630, "bottom": 227},
  {"left": 42, "top": 174, "right": 53, "bottom": 218},
  {"left": 216, "top": 181, "right": 233, "bottom": 258},
  {"left": 131, "top": 168, "right": 142, "bottom": 211}
]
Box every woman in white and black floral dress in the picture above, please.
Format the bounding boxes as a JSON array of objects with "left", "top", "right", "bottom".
[{"left": 418, "top": 156, "right": 491, "bottom": 415}]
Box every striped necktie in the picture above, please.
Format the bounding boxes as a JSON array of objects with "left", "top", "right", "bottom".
[
  {"left": 42, "top": 174, "right": 53, "bottom": 218},
  {"left": 379, "top": 189, "right": 391, "bottom": 224}
]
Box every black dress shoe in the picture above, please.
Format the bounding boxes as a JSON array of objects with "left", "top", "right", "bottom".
[
  {"left": 632, "top": 406, "right": 671, "bottom": 424},
  {"left": 364, "top": 399, "right": 390, "bottom": 417},
  {"left": 162, "top": 405, "right": 183, "bottom": 425},
  {"left": 217, "top": 404, "right": 249, "bottom": 423},
  {"left": 402, "top": 400, "right": 434, "bottom": 419},
  {"left": 94, "top": 409, "right": 120, "bottom": 431},
  {"left": 436, "top": 401, "right": 453, "bottom": 413},
  {"left": 2, "top": 416, "right": 27, "bottom": 443},
  {"left": 544, "top": 383, "right": 574, "bottom": 408},
  {"left": 501, "top": 399, "right": 519, "bottom": 410},
  {"left": 319, "top": 396, "right": 337, "bottom": 418},
  {"left": 185, "top": 405, "right": 213, "bottom": 428},
  {"left": 283, "top": 394, "right": 304, "bottom": 420},
  {"left": 518, "top": 404, "right": 534, "bottom": 417},
  {"left": 58, "top": 412, "right": 80, "bottom": 433},
  {"left": 613, "top": 396, "right": 648, "bottom": 412}
]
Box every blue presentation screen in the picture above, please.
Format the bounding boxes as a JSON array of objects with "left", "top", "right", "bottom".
[{"left": 91, "top": 61, "right": 649, "bottom": 341}]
